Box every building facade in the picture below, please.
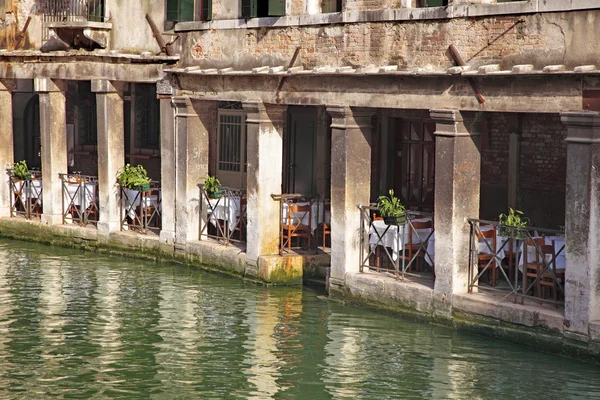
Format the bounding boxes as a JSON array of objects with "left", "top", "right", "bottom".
[{"left": 0, "top": 0, "right": 599, "bottom": 358}]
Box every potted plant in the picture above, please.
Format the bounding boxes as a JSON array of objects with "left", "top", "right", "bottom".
[
  {"left": 498, "top": 208, "right": 529, "bottom": 240},
  {"left": 204, "top": 175, "right": 223, "bottom": 199},
  {"left": 377, "top": 189, "right": 406, "bottom": 226},
  {"left": 116, "top": 164, "right": 151, "bottom": 191},
  {"left": 11, "top": 160, "right": 31, "bottom": 181}
]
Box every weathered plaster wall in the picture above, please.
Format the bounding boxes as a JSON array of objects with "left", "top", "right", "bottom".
[
  {"left": 0, "top": 0, "right": 42, "bottom": 50},
  {"left": 106, "top": 0, "right": 161, "bottom": 53},
  {"left": 179, "top": 9, "right": 596, "bottom": 71}
]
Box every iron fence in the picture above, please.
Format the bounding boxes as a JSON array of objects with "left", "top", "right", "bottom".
[
  {"left": 199, "top": 185, "right": 247, "bottom": 246},
  {"left": 358, "top": 204, "right": 434, "bottom": 280},
  {"left": 60, "top": 173, "right": 98, "bottom": 227},
  {"left": 120, "top": 181, "right": 161, "bottom": 234},
  {"left": 467, "top": 218, "right": 565, "bottom": 308},
  {"left": 7, "top": 169, "right": 43, "bottom": 220}
]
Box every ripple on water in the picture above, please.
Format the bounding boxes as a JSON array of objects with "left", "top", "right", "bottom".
[{"left": 0, "top": 240, "right": 598, "bottom": 399}]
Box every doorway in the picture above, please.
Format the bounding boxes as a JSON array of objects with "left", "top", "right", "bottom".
[{"left": 285, "top": 107, "right": 317, "bottom": 198}]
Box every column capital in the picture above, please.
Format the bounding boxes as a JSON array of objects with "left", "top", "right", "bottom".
[
  {"left": 91, "top": 79, "right": 123, "bottom": 94},
  {"left": 325, "top": 105, "right": 375, "bottom": 129},
  {"left": 242, "top": 102, "right": 287, "bottom": 124},
  {"left": 34, "top": 77, "right": 66, "bottom": 93},
  {"left": 157, "top": 74, "right": 177, "bottom": 96},
  {"left": 0, "top": 79, "right": 17, "bottom": 92},
  {"left": 172, "top": 96, "right": 191, "bottom": 112},
  {"left": 430, "top": 109, "right": 482, "bottom": 137},
  {"left": 561, "top": 112, "right": 600, "bottom": 144}
]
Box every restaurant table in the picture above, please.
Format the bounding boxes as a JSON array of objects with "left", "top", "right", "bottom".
[
  {"left": 63, "top": 181, "right": 96, "bottom": 214},
  {"left": 13, "top": 179, "right": 43, "bottom": 205},
  {"left": 369, "top": 218, "right": 433, "bottom": 262},
  {"left": 517, "top": 235, "right": 566, "bottom": 273},
  {"left": 123, "top": 189, "right": 162, "bottom": 220},
  {"left": 206, "top": 196, "right": 245, "bottom": 232},
  {"left": 282, "top": 200, "right": 330, "bottom": 233}
]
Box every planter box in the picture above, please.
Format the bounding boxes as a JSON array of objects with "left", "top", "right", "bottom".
[
  {"left": 134, "top": 183, "right": 151, "bottom": 192},
  {"left": 383, "top": 215, "right": 407, "bottom": 226}
]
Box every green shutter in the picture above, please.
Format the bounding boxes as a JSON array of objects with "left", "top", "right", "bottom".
[
  {"left": 202, "top": 0, "right": 212, "bottom": 21},
  {"left": 268, "top": 0, "right": 285, "bottom": 16},
  {"left": 242, "top": 0, "right": 257, "bottom": 18},
  {"left": 180, "top": 0, "right": 195, "bottom": 21},
  {"left": 426, "top": 0, "right": 448, "bottom": 5},
  {"left": 167, "top": 0, "right": 179, "bottom": 21}
]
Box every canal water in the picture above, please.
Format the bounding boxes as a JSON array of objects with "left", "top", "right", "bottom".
[{"left": 0, "top": 240, "right": 598, "bottom": 399}]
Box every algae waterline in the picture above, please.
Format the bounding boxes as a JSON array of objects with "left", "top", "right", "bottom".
[{"left": 0, "top": 239, "right": 599, "bottom": 398}]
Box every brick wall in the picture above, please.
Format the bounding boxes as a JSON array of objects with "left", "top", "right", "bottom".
[{"left": 182, "top": 10, "right": 577, "bottom": 70}]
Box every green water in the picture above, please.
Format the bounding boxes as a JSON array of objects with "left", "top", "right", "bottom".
[{"left": 0, "top": 240, "right": 598, "bottom": 399}]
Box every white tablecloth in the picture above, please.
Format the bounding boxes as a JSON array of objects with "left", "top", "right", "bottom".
[
  {"left": 63, "top": 182, "right": 96, "bottom": 213},
  {"left": 206, "top": 196, "right": 244, "bottom": 232},
  {"left": 369, "top": 218, "right": 433, "bottom": 262},
  {"left": 282, "top": 201, "right": 330, "bottom": 232},
  {"left": 13, "top": 179, "right": 43, "bottom": 204},
  {"left": 518, "top": 236, "right": 566, "bottom": 273},
  {"left": 123, "top": 189, "right": 161, "bottom": 220}
]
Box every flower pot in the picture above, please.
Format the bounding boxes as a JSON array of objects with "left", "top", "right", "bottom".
[
  {"left": 17, "top": 174, "right": 32, "bottom": 181},
  {"left": 383, "top": 215, "right": 406, "bottom": 226},
  {"left": 208, "top": 189, "right": 224, "bottom": 199},
  {"left": 498, "top": 226, "right": 527, "bottom": 240},
  {"left": 134, "top": 183, "right": 151, "bottom": 192}
]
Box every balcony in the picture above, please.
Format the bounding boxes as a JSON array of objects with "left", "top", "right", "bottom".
[{"left": 41, "top": 0, "right": 111, "bottom": 50}]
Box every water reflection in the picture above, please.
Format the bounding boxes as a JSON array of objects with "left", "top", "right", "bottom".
[{"left": 0, "top": 240, "right": 598, "bottom": 400}]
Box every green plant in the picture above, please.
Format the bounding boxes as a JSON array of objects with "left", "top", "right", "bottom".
[
  {"left": 377, "top": 189, "right": 405, "bottom": 218},
  {"left": 116, "top": 164, "right": 151, "bottom": 189},
  {"left": 12, "top": 160, "right": 31, "bottom": 180},
  {"left": 499, "top": 208, "right": 529, "bottom": 238},
  {"left": 203, "top": 175, "right": 221, "bottom": 196}
]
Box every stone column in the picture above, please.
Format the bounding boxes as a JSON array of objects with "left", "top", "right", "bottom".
[
  {"left": 242, "top": 102, "right": 286, "bottom": 269},
  {"left": 0, "top": 80, "right": 15, "bottom": 218},
  {"left": 92, "top": 79, "right": 124, "bottom": 238},
  {"left": 35, "top": 78, "right": 67, "bottom": 226},
  {"left": 326, "top": 106, "right": 374, "bottom": 294},
  {"left": 430, "top": 109, "right": 482, "bottom": 316},
  {"left": 560, "top": 112, "right": 600, "bottom": 339},
  {"left": 173, "top": 97, "right": 212, "bottom": 246},
  {"left": 159, "top": 94, "right": 176, "bottom": 249}
]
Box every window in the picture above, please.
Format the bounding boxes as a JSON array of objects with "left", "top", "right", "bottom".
[
  {"left": 242, "top": 0, "right": 285, "bottom": 18},
  {"left": 322, "top": 0, "right": 341, "bottom": 13},
  {"left": 216, "top": 108, "right": 247, "bottom": 189},
  {"left": 420, "top": 0, "right": 448, "bottom": 6},
  {"left": 133, "top": 84, "right": 160, "bottom": 151},
  {"left": 167, "top": 0, "right": 212, "bottom": 22}
]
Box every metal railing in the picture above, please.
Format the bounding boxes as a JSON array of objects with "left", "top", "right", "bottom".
[
  {"left": 467, "top": 218, "right": 566, "bottom": 308},
  {"left": 60, "top": 173, "right": 99, "bottom": 227},
  {"left": 271, "top": 194, "right": 330, "bottom": 256},
  {"left": 7, "top": 169, "right": 43, "bottom": 220},
  {"left": 41, "top": 0, "right": 106, "bottom": 23},
  {"left": 120, "top": 181, "right": 162, "bottom": 234},
  {"left": 358, "top": 204, "right": 435, "bottom": 280},
  {"left": 199, "top": 185, "right": 247, "bottom": 246}
]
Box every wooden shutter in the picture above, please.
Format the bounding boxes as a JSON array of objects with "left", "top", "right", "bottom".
[
  {"left": 242, "top": 0, "right": 257, "bottom": 18},
  {"left": 268, "top": 0, "right": 285, "bottom": 16},
  {"left": 202, "top": 0, "right": 212, "bottom": 21},
  {"left": 166, "top": 0, "right": 179, "bottom": 21}
]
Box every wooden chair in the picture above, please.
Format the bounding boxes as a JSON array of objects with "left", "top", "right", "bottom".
[
  {"left": 282, "top": 203, "right": 312, "bottom": 252},
  {"left": 477, "top": 226, "right": 497, "bottom": 286},
  {"left": 403, "top": 219, "right": 433, "bottom": 273},
  {"left": 523, "top": 237, "right": 562, "bottom": 306},
  {"left": 233, "top": 196, "right": 247, "bottom": 241},
  {"left": 320, "top": 202, "right": 331, "bottom": 249}
]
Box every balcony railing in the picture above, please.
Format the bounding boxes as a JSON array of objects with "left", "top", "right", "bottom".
[
  {"left": 358, "top": 204, "right": 434, "bottom": 280},
  {"left": 41, "top": 0, "right": 106, "bottom": 23},
  {"left": 199, "top": 185, "right": 247, "bottom": 246},
  {"left": 60, "top": 173, "right": 99, "bottom": 227},
  {"left": 271, "top": 194, "right": 330, "bottom": 256},
  {"left": 120, "top": 181, "right": 162, "bottom": 234},
  {"left": 467, "top": 219, "right": 566, "bottom": 308},
  {"left": 7, "top": 169, "right": 43, "bottom": 220}
]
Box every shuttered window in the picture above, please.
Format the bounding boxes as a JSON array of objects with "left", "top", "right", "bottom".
[
  {"left": 167, "top": 0, "right": 212, "bottom": 21},
  {"left": 322, "top": 0, "right": 341, "bottom": 13},
  {"left": 242, "top": 0, "right": 285, "bottom": 18}
]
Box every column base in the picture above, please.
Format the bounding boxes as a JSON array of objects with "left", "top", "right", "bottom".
[
  {"left": 97, "top": 221, "right": 120, "bottom": 239},
  {"left": 41, "top": 214, "right": 63, "bottom": 226},
  {"left": 160, "top": 230, "right": 176, "bottom": 253}
]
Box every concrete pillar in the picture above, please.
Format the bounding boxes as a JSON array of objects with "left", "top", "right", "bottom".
[
  {"left": 159, "top": 95, "right": 176, "bottom": 248},
  {"left": 326, "top": 105, "right": 374, "bottom": 294},
  {"left": 430, "top": 109, "right": 482, "bottom": 316},
  {"left": 242, "top": 102, "right": 286, "bottom": 268},
  {"left": 92, "top": 79, "right": 124, "bottom": 238},
  {"left": 560, "top": 112, "right": 600, "bottom": 339},
  {"left": 35, "top": 78, "right": 67, "bottom": 226},
  {"left": 0, "top": 80, "right": 15, "bottom": 218},
  {"left": 173, "top": 97, "right": 212, "bottom": 245}
]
